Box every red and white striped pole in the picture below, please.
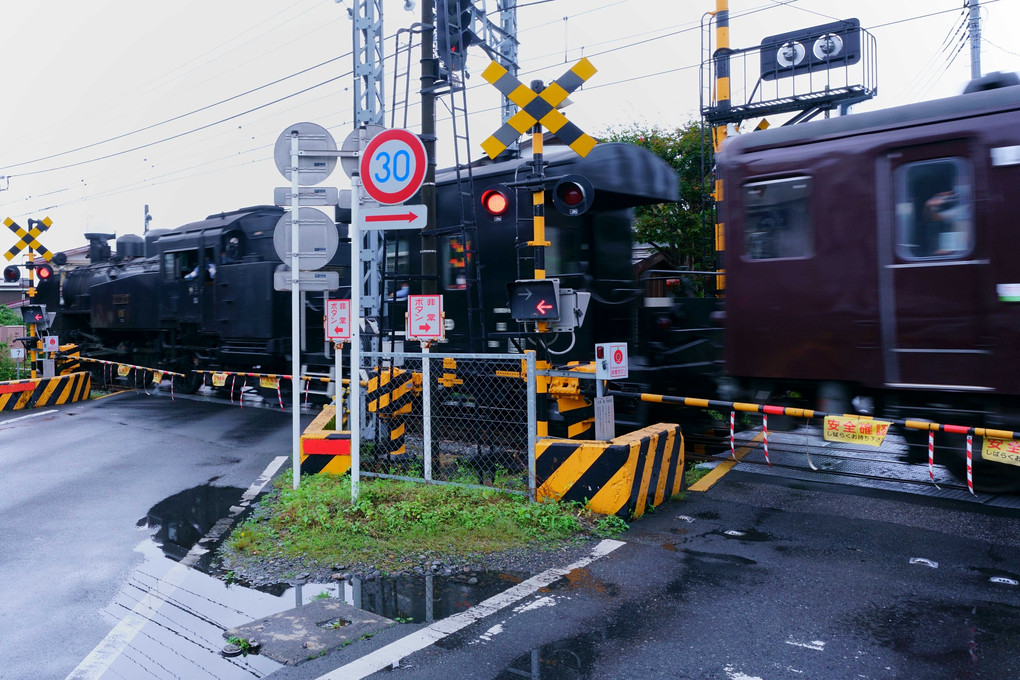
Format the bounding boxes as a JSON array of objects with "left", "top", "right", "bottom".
[
  {"left": 730, "top": 410, "right": 736, "bottom": 460},
  {"left": 763, "top": 413, "right": 771, "bottom": 466},
  {"left": 928, "top": 431, "right": 940, "bottom": 489},
  {"left": 966, "top": 435, "right": 975, "bottom": 495}
]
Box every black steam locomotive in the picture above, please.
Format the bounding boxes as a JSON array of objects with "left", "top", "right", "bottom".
[{"left": 40, "top": 140, "right": 679, "bottom": 395}]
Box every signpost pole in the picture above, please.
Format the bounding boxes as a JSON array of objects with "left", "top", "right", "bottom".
[
  {"left": 290, "top": 131, "right": 302, "bottom": 490},
  {"left": 350, "top": 171, "right": 363, "bottom": 504},
  {"left": 422, "top": 341, "right": 432, "bottom": 481}
]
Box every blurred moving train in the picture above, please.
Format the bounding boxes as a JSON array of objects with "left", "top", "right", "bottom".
[{"left": 32, "top": 72, "right": 1020, "bottom": 489}]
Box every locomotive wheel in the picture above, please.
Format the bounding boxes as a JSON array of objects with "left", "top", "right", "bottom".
[{"left": 178, "top": 367, "right": 204, "bottom": 394}]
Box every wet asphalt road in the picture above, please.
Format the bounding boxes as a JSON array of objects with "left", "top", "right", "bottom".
[
  {"left": 0, "top": 389, "right": 306, "bottom": 680},
  {"left": 4, "top": 390, "right": 1020, "bottom": 680},
  {"left": 277, "top": 473, "right": 1020, "bottom": 680}
]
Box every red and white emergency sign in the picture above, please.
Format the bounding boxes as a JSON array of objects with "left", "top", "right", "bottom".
[
  {"left": 326, "top": 299, "right": 351, "bottom": 341},
  {"left": 595, "top": 342, "right": 628, "bottom": 380},
  {"left": 406, "top": 294, "right": 443, "bottom": 341}
]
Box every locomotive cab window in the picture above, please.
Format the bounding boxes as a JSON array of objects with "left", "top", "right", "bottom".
[
  {"left": 894, "top": 158, "right": 973, "bottom": 260},
  {"left": 742, "top": 176, "right": 814, "bottom": 260}
]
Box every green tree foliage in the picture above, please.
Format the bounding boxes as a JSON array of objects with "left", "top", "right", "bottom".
[
  {"left": 0, "top": 304, "right": 20, "bottom": 326},
  {"left": 601, "top": 121, "right": 715, "bottom": 271}
]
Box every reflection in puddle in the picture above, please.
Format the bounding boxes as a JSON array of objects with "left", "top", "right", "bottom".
[{"left": 493, "top": 631, "right": 602, "bottom": 680}]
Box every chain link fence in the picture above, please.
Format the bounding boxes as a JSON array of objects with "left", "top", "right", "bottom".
[{"left": 358, "top": 351, "right": 537, "bottom": 497}]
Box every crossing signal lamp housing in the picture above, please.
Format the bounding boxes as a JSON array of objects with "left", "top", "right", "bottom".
[
  {"left": 3, "top": 265, "right": 19, "bottom": 283},
  {"left": 552, "top": 174, "right": 594, "bottom": 216},
  {"left": 21, "top": 304, "right": 48, "bottom": 330},
  {"left": 34, "top": 262, "right": 54, "bottom": 281},
  {"left": 479, "top": 184, "right": 515, "bottom": 223},
  {"left": 508, "top": 279, "right": 560, "bottom": 322},
  {"left": 437, "top": 0, "right": 477, "bottom": 72}
]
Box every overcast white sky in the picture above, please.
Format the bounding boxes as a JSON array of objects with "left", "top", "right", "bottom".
[{"left": 1, "top": 0, "right": 1018, "bottom": 256}]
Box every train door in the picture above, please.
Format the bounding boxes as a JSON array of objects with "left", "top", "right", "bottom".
[
  {"left": 160, "top": 249, "right": 205, "bottom": 323},
  {"left": 878, "top": 141, "right": 992, "bottom": 390}
]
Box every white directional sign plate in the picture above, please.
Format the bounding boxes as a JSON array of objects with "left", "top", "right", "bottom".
[
  {"left": 359, "top": 128, "right": 427, "bottom": 205},
  {"left": 273, "top": 122, "right": 338, "bottom": 185},
  {"left": 272, "top": 208, "right": 339, "bottom": 271},
  {"left": 360, "top": 204, "right": 426, "bottom": 230},
  {"left": 273, "top": 269, "right": 340, "bottom": 292},
  {"left": 406, "top": 295, "right": 443, "bottom": 340},
  {"left": 326, "top": 299, "right": 351, "bottom": 341}
]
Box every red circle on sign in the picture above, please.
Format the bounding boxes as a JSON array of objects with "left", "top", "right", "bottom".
[
  {"left": 359, "top": 129, "right": 427, "bottom": 205},
  {"left": 614, "top": 349, "right": 623, "bottom": 364}
]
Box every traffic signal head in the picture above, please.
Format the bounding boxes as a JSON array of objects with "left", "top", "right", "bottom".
[
  {"left": 3, "top": 265, "right": 19, "bottom": 283},
  {"left": 437, "top": 0, "right": 476, "bottom": 72},
  {"left": 552, "top": 174, "right": 594, "bottom": 216},
  {"left": 35, "top": 262, "right": 54, "bottom": 281},
  {"left": 479, "top": 184, "right": 515, "bottom": 223},
  {"left": 21, "top": 304, "right": 48, "bottom": 330}
]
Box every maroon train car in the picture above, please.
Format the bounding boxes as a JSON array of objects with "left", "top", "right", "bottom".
[{"left": 717, "top": 73, "right": 1020, "bottom": 432}]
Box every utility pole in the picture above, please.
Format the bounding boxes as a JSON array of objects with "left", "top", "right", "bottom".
[
  {"left": 420, "top": 0, "right": 437, "bottom": 295},
  {"left": 968, "top": 0, "right": 981, "bottom": 80}
]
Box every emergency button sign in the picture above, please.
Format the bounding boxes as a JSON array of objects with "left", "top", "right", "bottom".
[
  {"left": 326, "top": 299, "right": 351, "bottom": 341},
  {"left": 595, "top": 342, "right": 628, "bottom": 380},
  {"left": 407, "top": 295, "right": 443, "bottom": 341}
]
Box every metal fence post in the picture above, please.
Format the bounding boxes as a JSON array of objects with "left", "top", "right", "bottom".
[{"left": 526, "top": 350, "right": 537, "bottom": 502}]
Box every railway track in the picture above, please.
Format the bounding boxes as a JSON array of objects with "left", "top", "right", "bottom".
[{"left": 686, "top": 423, "right": 1020, "bottom": 509}]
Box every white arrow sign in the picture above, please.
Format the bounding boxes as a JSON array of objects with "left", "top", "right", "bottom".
[{"left": 359, "top": 204, "right": 426, "bottom": 230}]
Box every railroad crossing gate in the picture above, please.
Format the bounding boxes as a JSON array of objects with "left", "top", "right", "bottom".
[
  {"left": 4, "top": 217, "right": 53, "bottom": 261},
  {"left": 480, "top": 58, "right": 598, "bottom": 159}
]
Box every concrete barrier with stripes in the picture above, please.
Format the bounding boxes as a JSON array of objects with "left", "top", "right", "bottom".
[
  {"left": 0, "top": 371, "right": 91, "bottom": 411},
  {"left": 535, "top": 423, "right": 684, "bottom": 519},
  {"left": 300, "top": 404, "right": 352, "bottom": 475}
]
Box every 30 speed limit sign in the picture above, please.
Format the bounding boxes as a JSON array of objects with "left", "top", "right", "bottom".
[{"left": 359, "top": 128, "right": 427, "bottom": 205}]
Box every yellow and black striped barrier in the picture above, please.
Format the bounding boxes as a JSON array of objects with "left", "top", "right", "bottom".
[
  {"left": 366, "top": 366, "right": 414, "bottom": 460},
  {"left": 536, "top": 423, "right": 684, "bottom": 519},
  {"left": 299, "top": 404, "right": 351, "bottom": 475},
  {"left": 0, "top": 372, "right": 91, "bottom": 411}
]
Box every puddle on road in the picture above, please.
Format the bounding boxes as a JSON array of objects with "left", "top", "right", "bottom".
[
  {"left": 493, "top": 631, "right": 603, "bottom": 679},
  {"left": 139, "top": 483, "right": 247, "bottom": 569},
  {"left": 853, "top": 598, "right": 1020, "bottom": 674}
]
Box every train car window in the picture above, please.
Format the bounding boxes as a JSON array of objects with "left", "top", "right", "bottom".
[
  {"left": 162, "top": 253, "right": 176, "bottom": 281},
  {"left": 894, "top": 158, "right": 973, "bottom": 260},
  {"left": 443, "top": 235, "right": 473, "bottom": 290},
  {"left": 742, "top": 176, "right": 814, "bottom": 260}
]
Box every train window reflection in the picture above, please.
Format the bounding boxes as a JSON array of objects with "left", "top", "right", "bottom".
[
  {"left": 742, "top": 176, "right": 814, "bottom": 260},
  {"left": 443, "top": 235, "right": 472, "bottom": 290},
  {"left": 894, "top": 158, "right": 973, "bottom": 260}
]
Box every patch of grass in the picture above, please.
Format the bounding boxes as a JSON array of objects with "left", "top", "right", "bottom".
[
  {"left": 684, "top": 462, "right": 711, "bottom": 488},
  {"left": 225, "top": 474, "right": 627, "bottom": 572},
  {"left": 227, "top": 636, "right": 256, "bottom": 657}
]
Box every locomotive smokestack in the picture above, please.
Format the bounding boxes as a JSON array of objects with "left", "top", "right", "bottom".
[{"left": 83, "top": 232, "right": 115, "bottom": 264}]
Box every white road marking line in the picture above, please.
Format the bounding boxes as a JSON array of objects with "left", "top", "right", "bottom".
[
  {"left": 317, "top": 539, "right": 626, "bottom": 680},
  {"left": 786, "top": 638, "right": 826, "bottom": 651},
  {"left": 0, "top": 409, "right": 58, "bottom": 427},
  {"left": 65, "top": 456, "right": 287, "bottom": 680}
]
